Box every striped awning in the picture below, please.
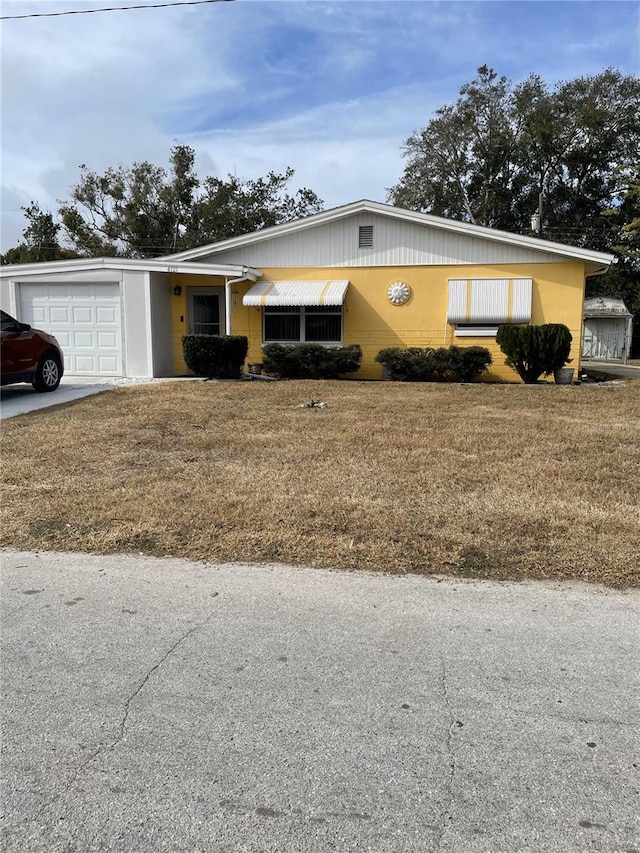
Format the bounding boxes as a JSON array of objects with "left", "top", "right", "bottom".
[{"left": 243, "top": 280, "right": 349, "bottom": 307}]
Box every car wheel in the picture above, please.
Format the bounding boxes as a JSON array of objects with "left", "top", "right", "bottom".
[{"left": 33, "top": 353, "right": 62, "bottom": 392}]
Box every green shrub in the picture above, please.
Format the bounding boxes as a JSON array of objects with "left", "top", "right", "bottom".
[
  {"left": 375, "top": 345, "right": 492, "bottom": 382},
  {"left": 496, "top": 324, "right": 572, "bottom": 384},
  {"left": 262, "top": 343, "right": 362, "bottom": 379},
  {"left": 375, "top": 347, "right": 434, "bottom": 381},
  {"left": 448, "top": 345, "right": 494, "bottom": 382},
  {"left": 182, "top": 334, "right": 248, "bottom": 379}
]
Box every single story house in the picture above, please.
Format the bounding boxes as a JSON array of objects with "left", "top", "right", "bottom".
[
  {"left": 582, "top": 296, "right": 633, "bottom": 363},
  {"left": 0, "top": 200, "right": 615, "bottom": 382}
]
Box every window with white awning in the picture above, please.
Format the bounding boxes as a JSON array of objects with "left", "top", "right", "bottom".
[
  {"left": 447, "top": 278, "right": 533, "bottom": 336},
  {"left": 243, "top": 281, "right": 349, "bottom": 344},
  {"left": 242, "top": 280, "right": 349, "bottom": 307}
]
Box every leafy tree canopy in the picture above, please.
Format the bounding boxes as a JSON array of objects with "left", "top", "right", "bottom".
[
  {"left": 4, "top": 146, "right": 324, "bottom": 261},
  {"left": 1, "top": 203, "right": 77, "bottom": 265},
  {"left": 388, "top": 66, "right": 640, "bottom": 244},
  {"left": 389, "top": 65, "right": 640, "bottom": 353}
]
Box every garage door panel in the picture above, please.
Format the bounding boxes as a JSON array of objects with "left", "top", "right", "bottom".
[
  {"left": 73, "top": 331, "right": 95, "bottom": 347},
  {"left": 97, "top": 331, "right": 118, "bottom": 347},
  {"left": 29, "top": 306, "right": 48, "bottom": 325},
  {"left": 98, "top": 356, "right": 119, "bottom": 373},
  {"left": 72, "top": 306, "right": 94, "bottom": 323},
  {"left": 96, "top": 308, "right": 118, "bottom": 324},
  {"left": 75, "top": 355, "right": 97, "bottom": 372},
  {"left": 50, "top": 306, "right": 71, "bottom": 323},
  {"left": 19, "top": 283, "right": 123, "bottom": 377}
]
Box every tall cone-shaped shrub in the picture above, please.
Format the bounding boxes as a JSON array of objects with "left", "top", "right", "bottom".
[{"left": 496, "top": 324, "right": 572, "bottom": 384}]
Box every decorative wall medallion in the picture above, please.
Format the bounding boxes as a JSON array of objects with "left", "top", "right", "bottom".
[{"left": 387, "top": 280, "right": 411, "bottom": 305}]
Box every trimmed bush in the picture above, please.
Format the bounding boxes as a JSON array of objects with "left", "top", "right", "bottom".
[
  {"left": 262, "top": 343, "right": 362, "bottom": 379},
  {"left": 496, "top": 323, "right": 572, "bottom": 384},
  {"left": 182, "top": 334, "right": 248, "bottom": 379},
  {"left": 375, "top": 345, "right": 492, "bottom": 382},
  {"left": 447, "top": 345, "right": 494, "bottom": 383}
]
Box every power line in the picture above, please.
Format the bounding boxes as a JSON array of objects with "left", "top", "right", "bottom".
[{"left": 0, "top": 0, "right": 234, "bottom": 21}]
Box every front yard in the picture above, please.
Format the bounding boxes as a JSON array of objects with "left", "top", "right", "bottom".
[{"left": 2, "top": 379, "right": 639, "bottom": 587}]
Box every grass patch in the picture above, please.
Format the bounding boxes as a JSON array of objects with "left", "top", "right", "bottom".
[{"left": 2, "top": 380, "right": 639, "bottom": 587}]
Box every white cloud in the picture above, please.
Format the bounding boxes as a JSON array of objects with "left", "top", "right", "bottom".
[{"left": 1, "top": 0, "right": 637, "bottom": 251}]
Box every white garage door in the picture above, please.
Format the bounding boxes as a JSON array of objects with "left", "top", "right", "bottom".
[{"left": 20, "top": 283, "right": 123, "bottom": 376}]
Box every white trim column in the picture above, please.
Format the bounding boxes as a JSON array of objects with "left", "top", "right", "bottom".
[{"left": 225, "top": 278, "right": 232, "bottom": 335}]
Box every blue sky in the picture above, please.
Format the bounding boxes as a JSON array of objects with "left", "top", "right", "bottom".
[{"left": 1, "top": 0, "right": 638, "bottom": 251}]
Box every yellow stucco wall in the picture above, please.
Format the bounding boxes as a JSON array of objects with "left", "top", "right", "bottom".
[{"left": 170, "top": 262, "right": 587, "bottom": 381}]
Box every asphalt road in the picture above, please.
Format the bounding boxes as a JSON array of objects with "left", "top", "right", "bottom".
[{"left": 1, "top": 550, "right": 638, "bottom": 853}]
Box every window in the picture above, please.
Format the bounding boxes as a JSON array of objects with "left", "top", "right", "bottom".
[
  {"left": 191, "top": 293, "right": 220, "bottom": 335},
  {"left": 264, "top": 305, "right": 342, "bottom": 344},
  {"left": 264, "top": 308, "right": 300, "bottom": 342},
  {"left": 358, "top": 225, "right": 373, "bottom": 248},
  {"left": 447, "top": 278, "right": 532, "bottom": 337}
]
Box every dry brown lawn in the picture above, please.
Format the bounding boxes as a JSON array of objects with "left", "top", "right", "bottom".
[{"left": 2, "top": 379, "right": 639, "bottom": 587}]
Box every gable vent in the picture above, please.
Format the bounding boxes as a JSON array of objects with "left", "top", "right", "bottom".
[{"left": 358, "top": 225, "right": 373, "bottom": 248}]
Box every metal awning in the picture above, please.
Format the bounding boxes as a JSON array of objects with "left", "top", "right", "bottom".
[{"left": 243, "top": 280, "right": 349, "bottom": 307}]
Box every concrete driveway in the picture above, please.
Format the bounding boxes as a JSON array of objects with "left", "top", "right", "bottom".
[
  {"left": 1, "top": 550, "right": 638, "bottom": 853},
  {"left": 582, "top": 360, "right": 640, "bottom": 380},
  {"left": 0, "top": 377, "right": 117, "bottom": 419}
]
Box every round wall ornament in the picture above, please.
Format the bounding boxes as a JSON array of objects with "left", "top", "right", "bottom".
[{"left": 387, "top": 280, "right": 411, "bottom": 305}]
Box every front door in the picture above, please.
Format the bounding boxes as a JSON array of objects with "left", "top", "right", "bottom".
[{"left": 188, "top": 287, "right": 225, "bottom": 336}]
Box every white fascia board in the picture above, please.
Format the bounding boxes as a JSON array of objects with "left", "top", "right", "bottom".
[
  {"left": 162, "top": 199, "right": 615, "bottom": 268},
  {"left": 0, "top": 257, "right": 262, "bottom": 281}
]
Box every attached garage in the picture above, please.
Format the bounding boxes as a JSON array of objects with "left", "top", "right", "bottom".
[
  {"left": 19, "top": 283, "right": 123, "bottom": 376},
  {"left": 0, "top": 257, "right": 261, "bottom": 379}
]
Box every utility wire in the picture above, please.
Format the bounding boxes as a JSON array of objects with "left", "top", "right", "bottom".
[{"left": 0, "top": 0, "right": 234, "bottom": 21}]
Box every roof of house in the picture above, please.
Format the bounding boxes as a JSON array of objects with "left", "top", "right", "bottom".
[
  {"left": 0, "top": 200, "right": 616, "bottom": 279},
  {"left": 0, "top": 256, "right": 261, "bottom": 280},
  {"left": 164, "top": 199, "right": 615, "bottom": 272}
]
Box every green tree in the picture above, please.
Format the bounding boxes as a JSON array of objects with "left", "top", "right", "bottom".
[
  {"left": 57, "top": 145, "right": 323, "bottom": 258},
  {"left": 389, "top": 67, "right": 640, "bottom": 243},
  {"left": 190, "top": 168, "right": 324, "bottom": 245},
  {"left": 1, "top": 203, "right": 77, "bottom": 265}
]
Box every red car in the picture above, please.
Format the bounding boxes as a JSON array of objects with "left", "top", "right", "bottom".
[{"left": 1, "top": 310, "right": 64, "bottom": 392}]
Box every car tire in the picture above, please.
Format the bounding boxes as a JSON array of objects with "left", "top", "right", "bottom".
[{"left": 33, "top": 353, "right": 62, "bottom": 392}]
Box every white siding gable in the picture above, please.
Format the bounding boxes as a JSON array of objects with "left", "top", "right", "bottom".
[{"left": 192, "top": 212, "right": 569, "bottom": 269}]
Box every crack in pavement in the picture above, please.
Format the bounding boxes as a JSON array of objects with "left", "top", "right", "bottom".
[
  {"left": 18, "top": 605, "right": 219, "bottom": 827},
  {"left": 114, "top": 607, "right": 218, "bottom": 747},
  {"left": 433, "top": 661, "right": 459, "bottom": 852}
]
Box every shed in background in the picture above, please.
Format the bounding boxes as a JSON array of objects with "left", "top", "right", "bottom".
[{"left": 582, "top": 297, "right": 633, "bottom": 363}]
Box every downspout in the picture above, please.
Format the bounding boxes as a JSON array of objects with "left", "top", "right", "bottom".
[{"left": 224, "top": 267, "right": 254, "bottom": 335}]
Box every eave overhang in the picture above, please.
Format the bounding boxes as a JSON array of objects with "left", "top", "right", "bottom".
[{"left": 0, "top": 257, "right": 262, "bottom": 281}]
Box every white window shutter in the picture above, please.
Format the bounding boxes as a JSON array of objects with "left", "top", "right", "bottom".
[
  {"left": 511, "top": 278, "right": 532, "bottom": 323},
  {"left": 448, "top": 277, "right": 533, "bottom": 325},
  {"left": 471, "top": 279, "right": 509, "bottom": 323},
  {"left": 447, "top": 279, "right": 468, "bottom": 323}
]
